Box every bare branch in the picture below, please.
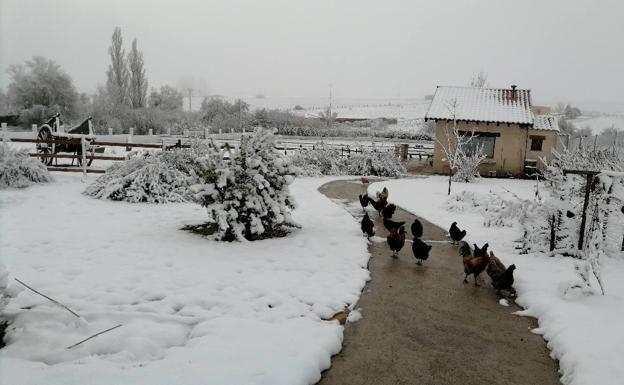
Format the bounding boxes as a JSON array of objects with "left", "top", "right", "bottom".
[
  {"left": 65, "top": 324, "right": 123, "bottom": 349},
  {"left": 14, "top": 277, "right": 82, "bottom": 319}
]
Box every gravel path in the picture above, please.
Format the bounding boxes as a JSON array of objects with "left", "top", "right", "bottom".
[{"left": 317, "top": 179, "right": 560, "bottom": 385}]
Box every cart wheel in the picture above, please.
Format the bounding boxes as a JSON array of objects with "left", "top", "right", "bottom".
[{"left": 36, "top": 125, "right": 54, "bottom": 166}]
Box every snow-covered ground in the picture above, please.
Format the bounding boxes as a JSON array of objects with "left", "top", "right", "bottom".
[
  {"left": 369, "top": 176, "right": 624, "bottom": 385},
  {"left": 0, "top": 175, "right": 370, "bottom": 385}
]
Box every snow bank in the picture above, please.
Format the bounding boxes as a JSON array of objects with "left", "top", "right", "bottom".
[
  {"left": 0, "top": 174, "right": 370, "bottom": 385},
  {"left": 0, "top": 144, "right": 52, "bottom": 189},
  {"left": 370, "top": 176, "right": 624, "bottom": 385}
]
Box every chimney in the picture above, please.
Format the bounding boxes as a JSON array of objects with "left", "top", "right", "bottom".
[{"left": 511, "top": 85, "right": 517, "bottom": 100}]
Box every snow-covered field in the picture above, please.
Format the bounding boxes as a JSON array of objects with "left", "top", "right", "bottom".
[
  {"left": 0, "top": 175, "right": 370, "bottom": 385},
  {"left": 369, "top": 176, "right": 624, "bottom": 385},
  {"left": 569, "top": 115, "right": 624, "bottom": 135}
]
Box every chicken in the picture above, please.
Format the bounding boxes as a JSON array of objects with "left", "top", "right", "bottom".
[
  {"left": 486, "top": 252, "right": 516, "bottom": 295},
  {"left": 360, "top": 212, "right": 375, "bottom": 238},
  {"left": 458, "top": 241, "right": 472, "bottom": 258},
  {"left": 370, "top": 196, "right": 388, "bottom": 214},
  {"left": 358, "top": 194, "right": 370, "bottom": 209},
  {"left": 449, "top": 221, "right": 467, "bottom": 243},
  {"left": 383, "top": 217, "right": 406, "bottom": 232},
  {"left": 411, "top": 238, "right": 432, "bottom": 265},
  {"left": 376, "top": 187, "right": 389, "bottom": 201},
  {"left": 381, "top": 203, "right": 397, "bottom": 219},
  {"left": 462, "top": 243, "right": 491, "bottom": 286},
  {"left": 386, "top": 226, "right": 406, "bottom": 258},
  {"left": 473, "top": 243, "right": 489, "bottom": 258},
  {"left": 411, "top": 219, "right": 423, "bottom": 238}
]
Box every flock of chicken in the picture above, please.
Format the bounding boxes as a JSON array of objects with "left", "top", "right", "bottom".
[{"left": 358, "top": 187, "right": 516, "bottom": 296}]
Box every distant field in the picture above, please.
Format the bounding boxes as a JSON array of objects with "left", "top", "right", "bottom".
[
  {"left": 186, "top": 96, "right": 431, "bottom": 120},
  {"left": 569, "top": 115, "right": 624, "bottom": 135}
]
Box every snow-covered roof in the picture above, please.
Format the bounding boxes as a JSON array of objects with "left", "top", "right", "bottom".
[
  {"left": 425, "top": 86, "right": 533, "bottom": 125},
  {"left": 533, "top": 114, "right": 560, "bottom": 132}
]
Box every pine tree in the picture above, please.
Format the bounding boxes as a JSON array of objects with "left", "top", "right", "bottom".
[
  {"left": 128, "top": 38, "right": 148, "bottom": 108},
  {"left": 192, "top": 128, "right": 298, "bottom": 241},
  {"left": 106, "top": 27, "right": 129, "bottom": 108}
]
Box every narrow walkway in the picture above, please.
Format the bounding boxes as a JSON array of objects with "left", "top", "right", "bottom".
[{"left": 318, "top": 179, "right": 560, "bottom": 385}]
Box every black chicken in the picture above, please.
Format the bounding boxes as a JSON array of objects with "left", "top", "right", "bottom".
[
  {"left": 387, "top": 226, "right": 406, "bottom": 258},
  {"left": 473, "top": 243, "right": 489, "bottom": 258},
  {"left": 411, "top": 219, "right": 423, "bottom": 238},
  {"left": 370, "top": 196, "right": 388, "bottom": 214},
  {"left": 361, "top": 212, "right": 375, "bottom": 238},
  {"left": 486, "top": 253, "right": 516, "bottom": 295},
  {"left": 358, "top": 194, "right": 370, "bottom": 209},
  {"left": 449, "top": 222, "right": 466, "bottom": 243},
  {"left": 412, "top": 238, "right": 432, "bottom": 265},
  {"left": 377, "top": 187, "right": 389, "bottom": 201},
  {"left": 381, "top": 203, "right": 397, "bottom": 219},
  {"left": 383, "top": 217, "right": 406, "bottom": 232}
]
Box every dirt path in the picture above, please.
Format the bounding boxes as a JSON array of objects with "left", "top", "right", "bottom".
[{"left": 317, "top": 179, "right": 560, "bottom": 385}]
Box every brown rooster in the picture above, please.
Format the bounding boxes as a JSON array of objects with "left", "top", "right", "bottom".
[
  {"left": 462, "top": 242, "right": 491, "bottom": 286},
  {"left": 387, "top": 226, "right": 406, "bottom": 258}
]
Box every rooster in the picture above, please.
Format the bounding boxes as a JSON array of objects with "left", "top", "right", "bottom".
[
  {"left": 360, "top": 212, "right": 375, "bottom": 238},
  {"left": 387, "top": 226, "right": 406, "bottom": 258},
  {"left": 486, "top": 252, "right": 516, "bottom": 295},
  {"left": 383, "top": 217, "right": 405, "bottom": 232},
  {"left": 462, "top": 242, "right": 491, "bottom": 286},
  {"left": 358, "top": 194, "right": 370, "bottom": 209},
  {"left": 449, "top": 222, "right": 466, "bottom": 243},
  {"left": 411, "top": 219, "right": 423, "bottom": 238},
  {"left": 412, "top": 238, "right": 432, "bottom": 265},
  {"left": 381, "top": 203, "right": 397, "bottom": 219}
]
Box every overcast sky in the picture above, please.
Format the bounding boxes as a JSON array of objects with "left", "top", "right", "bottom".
[{"left": 1, "top": 0, "right": 623, "bottom": 106}]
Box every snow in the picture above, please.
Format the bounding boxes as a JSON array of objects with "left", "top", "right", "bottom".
[
  {"left": 425, "top": 86, "right": 534, "bottom": 125},
  {"left": 569, "top": 115, "right": 624, "bottom": 135},
  {"left": 0, "top": 174, "right": 370, "bottom": 385},
  {"left": 346, "top": 309, "right": 363, "bottom": 323},
  {"left": 370, "top": 176, "right": 624, "bottom": 385},
  {"left": 498, "top": 298, "right": 510, "bottom": 307}
]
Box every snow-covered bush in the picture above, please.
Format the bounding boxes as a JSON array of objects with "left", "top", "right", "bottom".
[
  {"left": 344, "top": 151, "right": 405, "bottom": 177},
  {"left": 289, "top": 143, "right": 405, "bottom": 177},
  {"left": 0, "top": 263, "right": 9, "bottom": 348},
  {"left": 446, "top": 190, "right": 519, "bottom": 228},
  {"left": 191, "top": 128, "right": 298, "bottom": 241},
  {"left": 289, "top": 143, "right": 344, "bottom": 176},
  {"left": 0, "top": 144, "right": 52, "bottom": 188},
  {"left": 84, "top": 141, "right": 217, "bottom": 203}
]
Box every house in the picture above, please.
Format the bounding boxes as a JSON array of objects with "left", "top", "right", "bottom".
[{"left": 425, "top": 85, "right": 560, "bottom": 177}]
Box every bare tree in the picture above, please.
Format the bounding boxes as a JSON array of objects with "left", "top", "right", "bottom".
[
  {"left": 128, "top": 38, "right": 148, "bottom": 108},
  {"left": 106, "top": 27, "right": 129, "bottom": 108},
  {"left": 436, "top": 99, "right": 486, "bottom": 195},
  {"left": 469, "top": 71, "right": 488, "bottom": 88}
]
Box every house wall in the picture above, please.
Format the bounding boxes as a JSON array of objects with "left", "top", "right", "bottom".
[{"left": 432, "top": 120, "right": 558, "bottom": 176}]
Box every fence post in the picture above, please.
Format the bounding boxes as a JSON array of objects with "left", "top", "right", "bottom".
[
  {"left": 183, "top": 129, "right": 189, "bottom": 137},
  {"left": 148, "top": 128, "right": 153, "bottom": 136},
  {"left": 1, "top": 122, "right": 7, "bottom": 143},
  {"left": 126, "top": 128, "right": 133, "bottom": 151},
  {"left": 166, "top": 127, "right": 171, "bottom": 136},
  {"left": 81, "top": 137, "right": 87, "bottom": 179},
  {"left": 218, "top": 128, "right": 222, "bottom": 135},
  {"left": 32, "top": 124, "right": 38, "bottom": 134},
  {"left": 108, "top": 127, "right": 113, "bottom": 136}
]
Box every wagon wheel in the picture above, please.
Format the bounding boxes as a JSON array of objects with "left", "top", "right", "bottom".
[{"left": 36, "top": 125, "right": 54, "bottom": 166}]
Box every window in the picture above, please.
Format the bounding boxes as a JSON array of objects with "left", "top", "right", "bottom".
[
  {"left": 530, "top": 136, "right": 544, "bottom": 151},
  {"left": 461, "top": 135, "right": 496, "bottom": 158}
]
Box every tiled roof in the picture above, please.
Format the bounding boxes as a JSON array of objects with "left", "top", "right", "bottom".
[
  {"left": 425, "top": 86, "right": 533, "bottom": 125},
  {"left": 533, "top": 114, "right": 560, "bottom": 132}
]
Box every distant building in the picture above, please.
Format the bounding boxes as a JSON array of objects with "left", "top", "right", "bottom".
[{"left": 425, "top": 85, "right": 559, "bottom": 177}]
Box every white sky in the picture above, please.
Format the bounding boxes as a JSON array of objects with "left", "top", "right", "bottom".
[{"left": 1, "top": 0, "right": 623, "bottom": 106}]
